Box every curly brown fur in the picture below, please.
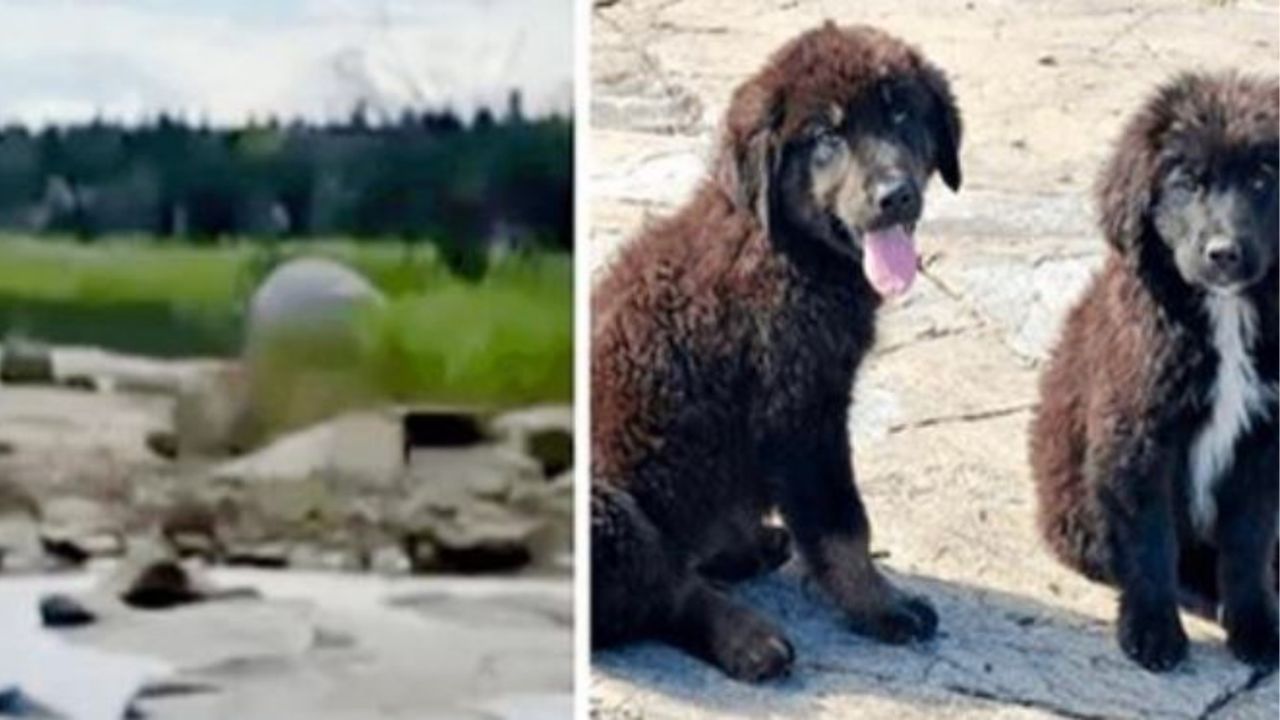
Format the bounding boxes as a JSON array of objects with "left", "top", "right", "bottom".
[
  {"left": 591, "top": 22, "right": 961, "bottom": 682},
  {"left": 1030, "top": 72, "right": 1278, "bottom": 672}
]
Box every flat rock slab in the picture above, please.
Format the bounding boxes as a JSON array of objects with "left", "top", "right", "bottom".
[
  {"left": 594, "top": 570, "right": 1257, "bottom": 720},
  {"left": 51, "top": 347, "right": 218, "bottom": 395},
  {"left": 0, "top": 569, "right": 571, "bottom": 720},
  {"left": 136, "top": 571, "right": 572, "bottom": 719},
  {"left": 589, "top": 0, "right": 1279, "bottom": 718},
  {"left": 596, "top": 409, "right": 1268, "bottom": 720},
  {"left": 209, "top": 410, "right": 403, "bottom": 487},
  {"left": 591, "top": 0, "right": 1277, "bottom": 199},
  {"left": 0, "top": 386, "right": 170, "bottom": 462},
  {"left": 67, "top": 599, "right": 317, "bottom": 671},
  {"left": 920, "top": 235, "right": 1105, "bottom": 362}
]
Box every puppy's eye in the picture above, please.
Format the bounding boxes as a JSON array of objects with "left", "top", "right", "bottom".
[
  {"left": 1252, "top": 164, "right": 1277, "bottom": 193},
  {"left": 880, "top": 84, "right": 909, "bottom": 126},
  {"left": 811, "top": 133, "right": 844, "bottom": 166}
]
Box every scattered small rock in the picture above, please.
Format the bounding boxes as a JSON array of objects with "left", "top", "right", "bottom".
[
  {"left": 490, "top": 406, "right": 574, "bottom": 478},
  {"left": 58, "top": 374, "right": 98, "bottom": 392},
  {"left": 39, "top": 496, "right": 125, "bottom": 561},
  {"left": 145, "top": 431, "right": 180, "bottom": 460},
  {"left": 402, "top": 409, "right": 488, "bottom": 455},
  {"left": 402, "top": 536, "right": 438, "bottom": 571},
  {"left": 527, "top": 429, "right": 573, "bottom": 478},
  {"left": 1037, "top": 54, "right": 1058, "bottom": 66},
  {"left": 403, "top": 504, "right": 542, "bottom": 574},
  {"left": 0, "top": 688, "right": 55, "bottom": 717},
  {"left": 40, "top": 537, "right": 92, "bottom": 565},
  {"left": 159, "top": 502, "right": 223, "bottom": 559},
  {"left": 434, "top": 539, "right": 533, "bottom": 574},
  {"left": 0, "top": 338, "right": 54, "bottom": 385},
  {"left": 121, "top": 560, "right": 204, "bottom": 609},
  {"left": 113, "top": 552, "right": 259, "bottom": 610},
  {"left": 223, "top": 542, "right": 291, "bottom": 569},
  {"left": 40, "top": 593, "right": 97, "bottom": 628},
  {"left": 164, "top": 530, "right": 221, "bottom": 561}
]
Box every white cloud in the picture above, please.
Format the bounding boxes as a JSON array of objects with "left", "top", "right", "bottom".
[{"left": 0, "top": 0, "right": 572, "bottom": 126}]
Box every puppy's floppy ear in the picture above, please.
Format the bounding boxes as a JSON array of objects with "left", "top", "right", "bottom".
[
  {"left": 1096, "top": 119, "right": 1160, "bottom": 253},
  {"left": 714, "top": 82, "right": 782, "bottom": 229},
  {"left": 919, "top": 63, "right": 963, "bottom": 192}
]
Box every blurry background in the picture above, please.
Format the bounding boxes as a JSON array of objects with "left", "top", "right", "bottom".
[
  {"left": 0, "top": 6, "right": 576, "bottom": 715},
  {"left": 0, "top": 0, "right": 572, "bottom": 407}
]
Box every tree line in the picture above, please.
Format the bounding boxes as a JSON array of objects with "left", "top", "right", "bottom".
[{"left": 0, "top": 93, "right": 572, "bottom": 259}]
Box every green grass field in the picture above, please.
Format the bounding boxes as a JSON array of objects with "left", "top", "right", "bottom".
[{"left": 0, "top": 235, "right": 572, "bottom": 407}]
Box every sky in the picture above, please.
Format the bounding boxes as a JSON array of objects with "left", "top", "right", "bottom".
[{"left": 0, "top": 0, "right": 573, "bottom": 126}]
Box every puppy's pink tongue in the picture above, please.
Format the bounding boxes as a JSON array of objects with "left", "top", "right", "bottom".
[{"left": 862, "top": 225, "right": 918, "bottom": 298}]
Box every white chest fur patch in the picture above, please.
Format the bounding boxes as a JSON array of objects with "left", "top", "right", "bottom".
[{"left": 1187, "top": 294, "right": 1273, "bottom": 536}]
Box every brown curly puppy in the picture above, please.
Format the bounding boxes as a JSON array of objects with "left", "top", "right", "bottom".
[
  {"left": 591, "top": 22, "right": 962, "bottom": 682},
  {"left": 1030, "top": 72, "right": 1278, "bottom": 672}
]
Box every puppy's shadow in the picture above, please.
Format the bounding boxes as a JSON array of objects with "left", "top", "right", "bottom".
[{"left": 592, "top": 569, "right": 1268, "bottom": 719}]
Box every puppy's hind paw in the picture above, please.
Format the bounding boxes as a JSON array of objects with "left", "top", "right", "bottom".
[
  {"left": 1224, "top": 605, "right": 1278, "bottom": 669},
  {"left": 711, "top": 621, "right": 796, "bottom": 683},
  {"left": 1118, "top": 604, "right": 1187, "bottom": 672},
  {"left": 851, "top": 593, "right": 939, "bottom": 645}
]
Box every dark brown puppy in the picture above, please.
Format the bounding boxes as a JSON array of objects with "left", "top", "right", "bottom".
[
  {"left": 591, "top": 23, "right": 961, "bottom": 682},
  {"left": 1031, "top": 72, "right": 1278, "bottom": 672}
]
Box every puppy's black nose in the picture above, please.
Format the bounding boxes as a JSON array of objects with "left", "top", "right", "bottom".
[
  {"left": 1204, "top": 237, "right": 1242, "bottom": 272},
  {"left": 875, "top": 179, "right": 920, "bottom": 219}
]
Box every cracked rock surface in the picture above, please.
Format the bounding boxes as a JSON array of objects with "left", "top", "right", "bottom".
[
  {"left": 589, "top": 0, "right": 1278, "bottom": 717},
  {"left": 2, "top": 569, "right": 571, "bottom": 719},
  {"left": 0, "top": 346, "right": 574, "bottom": 717},
  {"left": 0, "top": 355, "right": 574, "bottom": 575}
]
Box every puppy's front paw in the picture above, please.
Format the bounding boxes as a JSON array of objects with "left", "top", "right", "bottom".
[
  {"left": 1223, "top": 602, "right": 1278, "bottom": 668},
  {"left": 709, "top": 619, "right": 795, "bottom": 683},
  {"left": 1118, "top": 601, "right": 1187, "bottom": 672},
  {"left": 851, "top": 593, "right": 938, "bottom": 644},
  {"left": 757, "top": 525, "right": 792, "bottom": 573}
]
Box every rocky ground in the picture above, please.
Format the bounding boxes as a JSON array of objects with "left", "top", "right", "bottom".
[
  {"left": 589, "top": 0, "right": 1279, "bottom": 718},
  {"left": 0, "top": 347, "right": 572, "bottom": 718},
  {"left": 2, "top": 570, "right": 570, "bottom": 719}
]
